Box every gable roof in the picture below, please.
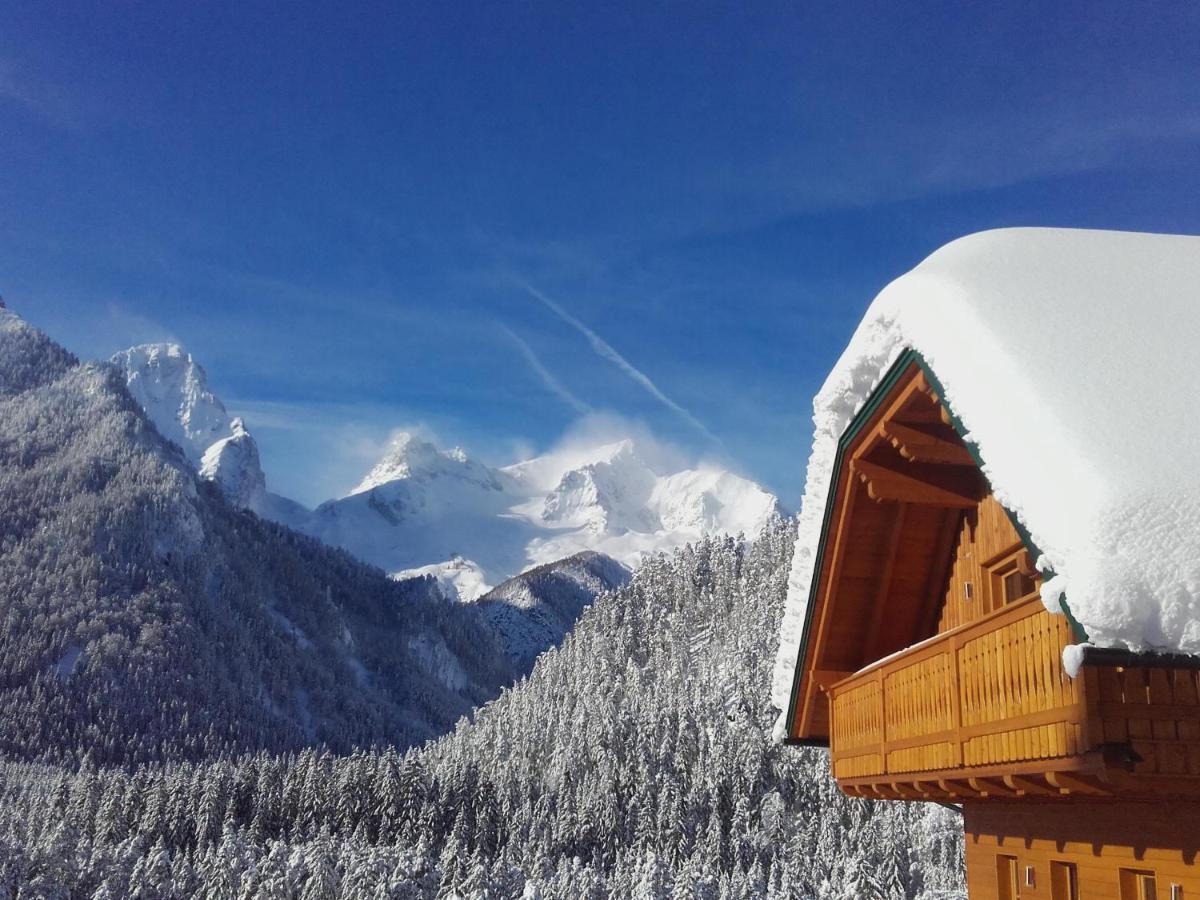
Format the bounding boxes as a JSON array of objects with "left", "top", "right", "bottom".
[{"left": 771, "top": 227, "right": 1200, "bottom": 740}]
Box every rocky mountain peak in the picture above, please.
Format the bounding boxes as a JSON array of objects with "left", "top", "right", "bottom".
[{"left": 111, "top": 342, "right": 268, "bottom": 510}]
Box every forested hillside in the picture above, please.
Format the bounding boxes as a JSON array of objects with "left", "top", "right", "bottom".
[
  {"left": 472, "top": 550, "right": 631, "bottom": 673},
  {"left": 0, "top": 516, "right": 965, "bottom": 897},
  {"left": 0, "top": 310, "right": 513, "bottom": 764}
]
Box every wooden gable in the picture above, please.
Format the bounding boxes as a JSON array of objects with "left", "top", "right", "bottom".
[{"left": 785, "top": 354, "right": 1039, "bottom": 743}]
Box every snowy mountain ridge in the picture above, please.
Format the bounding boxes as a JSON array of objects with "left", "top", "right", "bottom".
[
  {"left": 350, "top": 431, "right": 504, "bottom": 497},
  {"left": 303, "top": 430, "right": 780, "bottom": 599},
  {"left": 111, "top": 343, "right": 270, "bottom": 511},
  {"left": 113, "top": 342, "right": 781, "bottom": 600}
]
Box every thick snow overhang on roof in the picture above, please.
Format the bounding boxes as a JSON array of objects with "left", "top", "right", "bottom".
[{"left": 771, "top": 227, "right": 1200, "bottom": 740}]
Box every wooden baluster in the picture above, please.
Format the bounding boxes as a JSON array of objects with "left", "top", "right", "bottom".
[
  {"left": 964, "top": 640, "right": 977, "bottom": 728},
  {"left": 876, "top": 668, "right": 886, "bottom": 773},
  {"left": 1017, "top": 617, "right": 1032, "bottom": 759},
  {"left": 1025, "top": 616, "right": 1040, "bottom": 757},
  {"left": 978, "top": 634, "right": 990, "bottom": 726},
  {"left": 1038, "top": 614, "right": 1055, "bottom": 714},
  {"left": 950, "top": 636, "right": 964, "bottom": 768},
  {"left": 997, "top": 627, "right": 1011, "bottom": 761}
]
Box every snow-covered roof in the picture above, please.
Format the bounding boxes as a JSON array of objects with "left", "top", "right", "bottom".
[{"left": 772, "top": 227, "right": 1200, "bottom": 735}]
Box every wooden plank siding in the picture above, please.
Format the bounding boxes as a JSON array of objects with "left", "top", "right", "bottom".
[
  {"left": 937, "top": 494, "right": 1035, "bottom": 633},
  {"left": 1096, "top": 665, "right": 1200, "bottom": 779},
  {"left": 965, "top": 800, "right": 1200, "bottom": 899}
]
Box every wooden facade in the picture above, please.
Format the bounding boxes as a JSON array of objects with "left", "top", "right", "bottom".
[
  {"left": 783, "top": 353, "right": 1200, "bottom": 898},
  {"left": 966, "top": 802, "right": 1200, "bottom": 899}
]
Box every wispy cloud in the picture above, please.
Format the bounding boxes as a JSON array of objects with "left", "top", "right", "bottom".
[
  {"left": 514, "top": 278, "right": 723, "bottom": 448},
  {"left": 220, "top": 396, "right": 452, "bottom": 504},
  {"left": 499, "top": 324, "right": 592, "bottom": 416},
  {"left": 0, "top": 57, "right": 83, "bottom": 130},
  {"left": 99, "top": 303, "right": 180, "bottom": 351}
]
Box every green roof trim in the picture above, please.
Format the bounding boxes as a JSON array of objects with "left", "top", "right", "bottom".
[{"left": 782, "top": 348, "right": 1087, "bottom": 745}]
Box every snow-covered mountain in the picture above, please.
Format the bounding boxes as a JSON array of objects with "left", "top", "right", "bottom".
[
  {"left": 292, "top": 432, "right": 780, "bottom": 598},
  {"left": 111, "top": 344, "right": 270, "bottom": 511},
  {"left": 473, "top": 551, "right": 631, "bottom": 673},
  {"left": 112, "top": 342, "right": 781, "bottom": 600},
  {"left": 0, "top": 314, "right": 516, "bottom": 764}
]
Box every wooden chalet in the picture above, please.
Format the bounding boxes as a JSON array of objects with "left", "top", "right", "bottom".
[{"left": 778, "top": 230, "right": 1200, "bottom": 900}]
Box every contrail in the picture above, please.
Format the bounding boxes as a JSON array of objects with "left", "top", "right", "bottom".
[
  {"left": 515, "top": 279, "right": 723, "bottom": 447},
  {"left": 500, "top": 324, "right": 593, "bottom": 416}
]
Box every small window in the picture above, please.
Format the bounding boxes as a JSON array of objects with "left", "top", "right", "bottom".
[
  {"left": 1050, "top": 861, "right": 1078, "bottom": 900},
  {"left": 998, "top": 855, "right": 1020, "bottom": 900},
  {"left": 1003, "top": 569, "right": 1037, "bottom": 604},
  {"left": 986, "top": 548, "right": 1039, "bottom": 610},
  {"left": 1121, "top": 869, "right": 1159, "bottom": 900}
]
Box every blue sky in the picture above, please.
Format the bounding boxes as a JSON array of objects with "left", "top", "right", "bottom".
[{"left": 4, "top": 2, "right": 1200, "bottom": 506}]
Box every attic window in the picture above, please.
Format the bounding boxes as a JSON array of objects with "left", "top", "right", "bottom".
[
  {"left": 1003, "top": 570, "right": 1037, "bottom": 604},
  {"left": 989, "top": 549, "right": 1039, "bottom": 607}
]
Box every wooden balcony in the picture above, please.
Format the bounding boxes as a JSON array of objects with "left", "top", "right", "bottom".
[{"left": 828, "top": 597, "right": 1120, "bottom": 801}]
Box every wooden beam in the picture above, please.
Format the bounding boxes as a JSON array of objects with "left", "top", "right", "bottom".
[
  {"left": 863, "top": 785, "right": 898, "bottom": 800},
  {"left": 968, "top": 777, "right": 1017, "bottom": 798},
  {"left": 912, "top": 780, "right": 950, "bottom": 801},
  {"left": 798, "top": 472, "right": 864, "bottom": 739},
  {"left": 853, "top": 459, "right": 982, "bottom": 508},
  {"left": 882, "top": 421, "right": 975, "bottom": 466},
  {"left": 913, "top": 369, "right": 932, "bottom": 397},
  {"left": 938, "top": 779, "right": 983, "bottom": 799},
  {"left": 889, "top": 782, "right": 925, "bottom": 800},
  {"left": 1045, "top": 772, "right": 1110, "bottom": 796},
  {"left": 1003, "top": 774, "right": 1057, "bottom": 797}
]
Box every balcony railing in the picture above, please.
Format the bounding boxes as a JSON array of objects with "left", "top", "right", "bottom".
[{"left": 829, "top": 596, "right": 1085, "bottom": 784}]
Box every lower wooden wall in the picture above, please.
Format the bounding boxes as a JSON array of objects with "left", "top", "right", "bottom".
[
  {"left": 1092, "top": 665, "right": 1200, "bottom": 778},
  {"left": 964, "top": 800, "right": 1200, "bottom": 899}
]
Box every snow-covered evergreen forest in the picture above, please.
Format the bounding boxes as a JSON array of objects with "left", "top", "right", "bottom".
[{"left": 0, "top": 519, "right": 965, "bottom": 897}]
